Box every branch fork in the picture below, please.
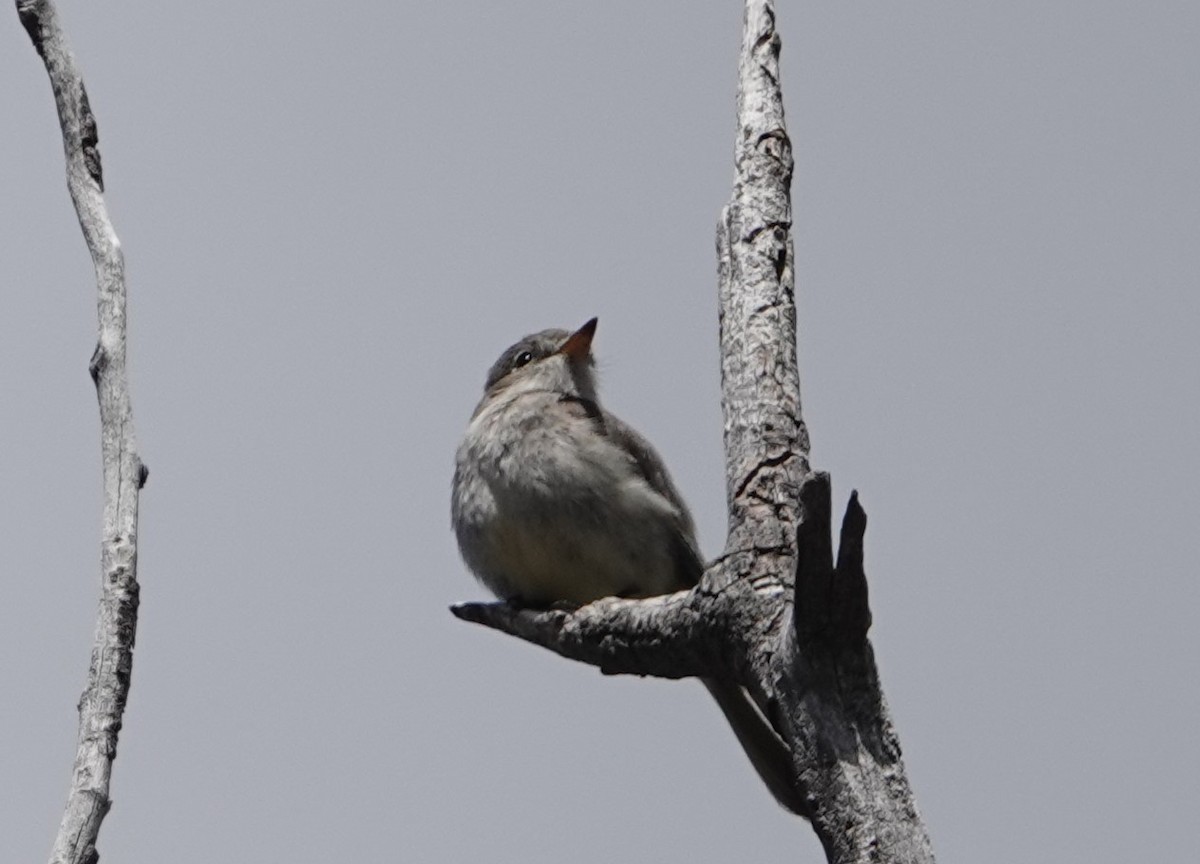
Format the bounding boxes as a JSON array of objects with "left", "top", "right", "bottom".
[{"left": 452, "top": 3, "right": 934, "bottom": 861}]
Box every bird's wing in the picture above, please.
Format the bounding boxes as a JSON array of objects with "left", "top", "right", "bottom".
[
  {"left": 554, "top": 394, "right": 704, "bottom": 584},
  {"left": 600, "top": 409, "right": 696, "bottom": 529},
  {"left": 600, "top": 404, "right": 707, "bottom": 586}
]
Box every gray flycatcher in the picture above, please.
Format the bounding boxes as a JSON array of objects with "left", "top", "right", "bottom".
[{"left": 451, "top": 318, "right": 802, "bottom": 814}]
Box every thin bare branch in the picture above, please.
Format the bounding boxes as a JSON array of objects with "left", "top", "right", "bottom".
[{"left": 17, "top": 2, "right": 147, "bottom": 863}]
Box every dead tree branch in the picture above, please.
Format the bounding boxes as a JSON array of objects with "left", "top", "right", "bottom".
[
  {"left": 17, "top": 2, "right": 148, "bottom": 863},
  {"left": 452, "top": 2, "right": 934, "bottom": 860}
]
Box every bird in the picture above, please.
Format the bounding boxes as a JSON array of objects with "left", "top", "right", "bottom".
[{"left": 451, "top": 317, "right": 803, "bottom": 815}]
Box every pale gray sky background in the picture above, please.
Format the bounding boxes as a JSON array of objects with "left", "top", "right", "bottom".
[{"left": 2, "top": 2, "right": 1197, "bottom": 861}]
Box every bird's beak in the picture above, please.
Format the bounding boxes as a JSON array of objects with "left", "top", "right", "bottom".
[{"left": 559, "top": 317, "right": 598, "bottom": 361}]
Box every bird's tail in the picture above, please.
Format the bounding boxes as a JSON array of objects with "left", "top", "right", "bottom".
[{"left": 701, "top": 678, "right": 807, "bottom": 816}]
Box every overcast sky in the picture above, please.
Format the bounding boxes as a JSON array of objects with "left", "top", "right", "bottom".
[{"left": 2, "top": 2, "right": 1197, "bottom": 862}]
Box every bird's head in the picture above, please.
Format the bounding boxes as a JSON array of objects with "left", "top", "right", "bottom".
[{"left": 482, "top": 317, "right": 599, "bottom": 403}]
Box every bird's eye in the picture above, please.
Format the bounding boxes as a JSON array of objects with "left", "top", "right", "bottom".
[{"left": 513, "top": 350, "right": 534, "bottom": 369}]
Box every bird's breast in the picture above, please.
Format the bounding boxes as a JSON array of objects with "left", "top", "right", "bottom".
[{"left": 452, "top": 400, "right": 686, "bottom": 605}]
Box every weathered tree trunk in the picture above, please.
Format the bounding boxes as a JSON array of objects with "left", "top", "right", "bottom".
[
  {"left": 17, "top": 2, "right": 148, "bottom": 863},
  {"left": 453, "top": 2, "right": 935, "bottom": 861}
]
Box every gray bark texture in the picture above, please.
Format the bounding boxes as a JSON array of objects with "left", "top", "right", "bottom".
[
  {"left": 453, "top": 2, "right": 936, "bottom": 861},
  {"left": 17, "top": 2, "right": 148, "bottom": 863}
]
